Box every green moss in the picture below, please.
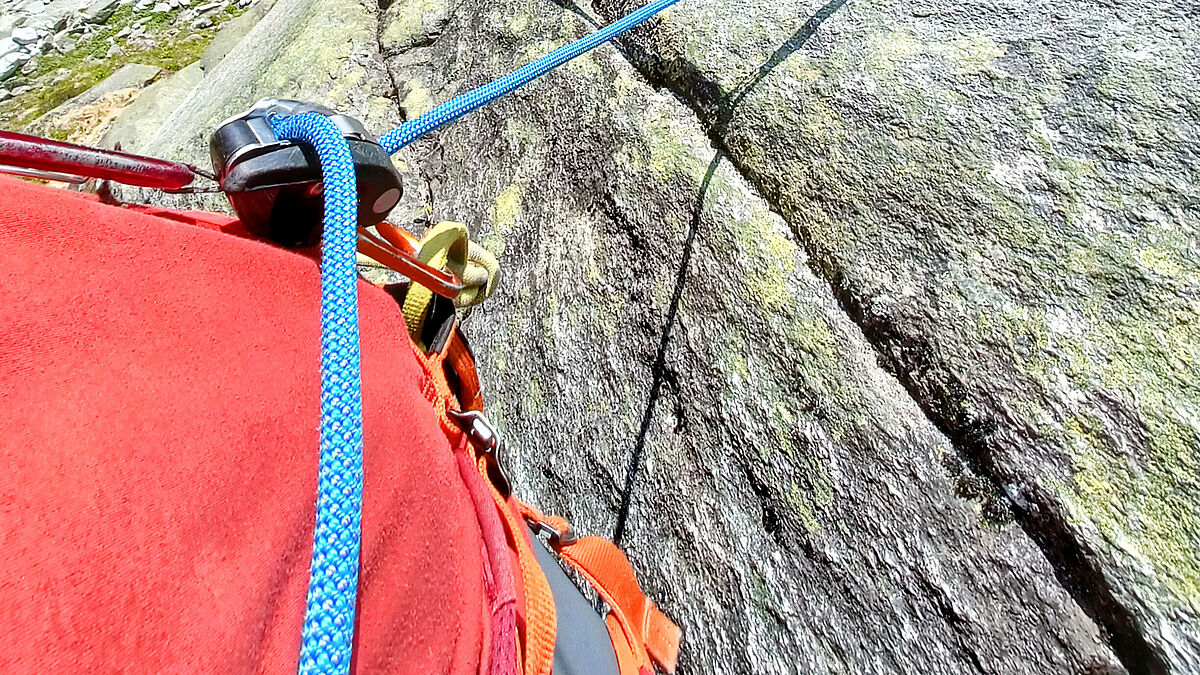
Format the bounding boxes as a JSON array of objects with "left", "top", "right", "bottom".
[
  {"left": 748, "top": 568, "right": 772, "bottom": 607},
  {"left": 503, "top": 118, "right": 541, "bottom": 148},
  {"left": 942, "top": 35, "right": 1006, "bottom": 74},
  {"left": 400, "top": 77, "right": 433, "bottom": 117},
  {"left": 585, "top": 258, "right": 601, "bottom": 286},
  {"left": 255, "top": 0, "right": 372, "bottom": 103},
  {"left": 1057, "top": 410, "right": 1200, "bottom": 612},
  {"left": 582, "top": 394, "right": 612, "bottom": 417},
  {"left": 745, "top": 566, "right": 787, "bottom": 630},
  {"left": 742, "top": 360, "right": 839, "bottom": 534},
  {"left": 566, "top": 51, "right": 601, "bottom": 76},
  {"left": 1034, "top": 287, "right": 1200, "bottom": 611},
  {"left": 586, "top": 287, "right": 625, "bottom": 341},
  {"left": 611, "top": 70, "right": 637, "bottom": 107},
  {"left": 488, "top": 397, "right": 505, "bottom": 428},
  {"left": 0, "top": 3, "right": 244, "bottom": 130},
  {"left": 611, "top": 142, "right": 643, "bottom": 175},
  {"left": 785, "top": 53, "right": 822, "bottom": 83},
  {"left": 995, "top": 304, "right": 1052, "bottom": 385},
  {"left": 482, "top": 232, "right": 506, "bottom": 258},
  {"left": 725, "top": 350, "right": 750, "bottom": 380},
  {"left": 526, "top": 376, "right": 545, "bottom": 412},
  {"left": 797, "top": 97, "right": 846, "bottom": 144},
  {"left": 631, "top": 104, "right": 707, "bottom": 183},
  {"left": 380, "top": 0, "right": 447, "bottom": 53},
  {"left": 722, "top": 197, "right": 862, "bottom": 421},
  {"left": 491, "top": 182, "right": 524, "bottom": 233},
  {"left": 366, "top": 94, "right": 394, "bottom": 126},
  {"left": 725, "top": 201, "right": 799, "bottom": 311},
  {"left": 492, "top": 346, "right": 508, "bottom": 374},
  {"left": 799, "top": 207, "right": 852, "bottom": 253},
  {"left": 794, "top": 321, "right": 866, "bottom": 442},
  {"left": 864, "top": 29, "right": 1004, "bottom": 77},
  {"left": 785, "top": 482, "right": 823, "bottom": 534},
  {"left": 506, "top": 9, "right": 532, "bottom": 38},
  {"left": 1138, "top": 247, "right": 1187, "bottom": 279}
]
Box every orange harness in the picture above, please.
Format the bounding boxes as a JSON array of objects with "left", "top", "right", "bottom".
[{"left": 412, "top": 325, "right": 681, "bottom": 675}]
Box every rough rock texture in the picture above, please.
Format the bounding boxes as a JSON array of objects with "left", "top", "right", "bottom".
[
  {"left": 27, "top": 62, "right": 160, "bottom": 142},
  {"left": 109, "top": 0, "right": 399, "bottom": 209},
  {"left": 198, "top": 0, "right": 276, "bottom": 71},
  {"left": 101, "top": 61, "right": 203, "bottom": 148},
  {"left": 137, "top": 0, "right": 398, "bottom": 160},
  {"left": 16, "top": 0, "right": 1198, "bottom": 671},
  {"left": 100, "top": 0, "right": 277, "bottom": 150},
  {"left": 378, "top": 0, "right": 1125, "bottom": 671},
  {"left": 55, "top": 61, "right": 160, "bottom": 103},
  {"left": 585, "top": 0, "right": 1200, "bottom": 669}
]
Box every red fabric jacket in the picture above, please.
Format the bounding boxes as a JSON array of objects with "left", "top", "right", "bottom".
[{"left": 0, "top": 176, "right": 487, "bottom": 673}]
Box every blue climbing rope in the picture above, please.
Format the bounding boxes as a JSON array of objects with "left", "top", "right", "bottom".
[
  {"left": 379, "top": 0, "right": 683, "bottom": 154},
  {"left": 281, "top": 1, "right": 683, "bottom": 672},
  {"left": 269, "top": 112, "right": 364, "bottom": 675}
]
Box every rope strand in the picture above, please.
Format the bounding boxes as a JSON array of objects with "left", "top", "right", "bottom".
[
  {"left": 282, "top": 1, "right": 684, "bottom": 671},
  {"left": 270, "top": 111, "right": 364, "bottom": 675},
  {"left": 379, "top": 0, "right": 682, "bottom": 154}
]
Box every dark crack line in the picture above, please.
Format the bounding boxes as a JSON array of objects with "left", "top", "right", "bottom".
[
  {"left": 548, "top": 0, "right": 601, "bottom": 29},
  {"left": 612, "top": 152, "right": 720, "bottom": 546},
  {"left": 373, "top": 0, "right": 402, "bottom": 107},
  {"left": 606, "top": 0, "right": 853, "bottom": 550},
  {"left": 595, "top": 1, "right": 1163, "bottom": 672},
  {"left": 916, "top": 575, "right": 988, "bottom": 675},
  {"left": 838, "top": 295, "right": 1162, "bottom": 675}
]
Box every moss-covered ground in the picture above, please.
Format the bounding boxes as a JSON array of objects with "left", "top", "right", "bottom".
[{"left": 0, "top": 2, "right": 245, "bottom": 132}]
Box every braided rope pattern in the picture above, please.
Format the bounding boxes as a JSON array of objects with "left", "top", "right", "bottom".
[
  {"left": 264, "top": 2, "right": 684, "bottom": 672},
  {"left": 269, "top": 112, "right": 364, "bottom": 675},
  {"left": 378, "top": 0, "right": 682, "bottom": 154}
]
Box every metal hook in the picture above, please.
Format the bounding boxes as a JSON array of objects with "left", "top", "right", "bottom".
[{"left": 356, "top": 227, "right": 462, "bottom": 299}]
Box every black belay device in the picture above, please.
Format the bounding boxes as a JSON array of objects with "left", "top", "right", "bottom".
[{"left": 210, "top": 99, "right": 404, "bottom": 247}]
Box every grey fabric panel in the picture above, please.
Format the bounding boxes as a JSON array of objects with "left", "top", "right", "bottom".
[{"left": 530, "top": 529, "right": 620, "bottom": 675}]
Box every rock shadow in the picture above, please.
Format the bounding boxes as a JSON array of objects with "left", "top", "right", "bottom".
[
  {"left": 611, "top": 0, "right": 849, "bottom": 546},
  {"left": 613, "top": 151, "right": 719, "bottom": 545}
]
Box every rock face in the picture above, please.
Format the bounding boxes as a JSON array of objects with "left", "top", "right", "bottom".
[
  {"left": 135, "top": 0, "right": 397, "bottom": 162},
  {"left": 372, "top": 0, "right": 1148, "bottom": 671},
  {"left": 18, "top": 0, "right": 1198, "bottom": 671},
  {"left": 101, "top": 61, "right": 202, "bottom": 148},
  {"left": 106, "top": 0, "right": 398, "bottom": 211},
  {"left": 27, "top": 62, "right": 160, "bottom": 142},
  {"left": 586, "top": 0, "right": 1200, "bottom": 669}
]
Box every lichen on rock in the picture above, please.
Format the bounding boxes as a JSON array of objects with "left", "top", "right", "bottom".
[
  {"left": 8, "top": 0, "right": 1197, "bottom": 669},
  {"left": 594, "top": 0, "right": 1200, "bottom": 667}
]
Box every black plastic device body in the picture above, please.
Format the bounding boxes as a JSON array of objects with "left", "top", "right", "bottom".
[{"left": 210, "top": 99, "right": 402, "bottom": 247}]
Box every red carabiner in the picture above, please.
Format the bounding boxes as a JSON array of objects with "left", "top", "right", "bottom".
[
  {"left": 356, "top": 227, "right": 462, "bottom": 300},
  {"left": 0, "top": 130, "right": 203, "bottom": 191}
]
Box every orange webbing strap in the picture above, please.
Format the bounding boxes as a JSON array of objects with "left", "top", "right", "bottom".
[
  {"left": 410, "top": 333, "right": 556, "bottom": 675},
  {"left": 520, "top": 505, "right": 682, "bottom": 674},
  {"left": 558, "top": 537, "right": 681, "bottom": 674},
  {"left": 445, "top": 328, "right": 483, "bottom": 413}
]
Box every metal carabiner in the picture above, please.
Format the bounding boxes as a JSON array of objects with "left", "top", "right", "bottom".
[{"left": 447, "top": 408, "right": 512, "bottom": 497}]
